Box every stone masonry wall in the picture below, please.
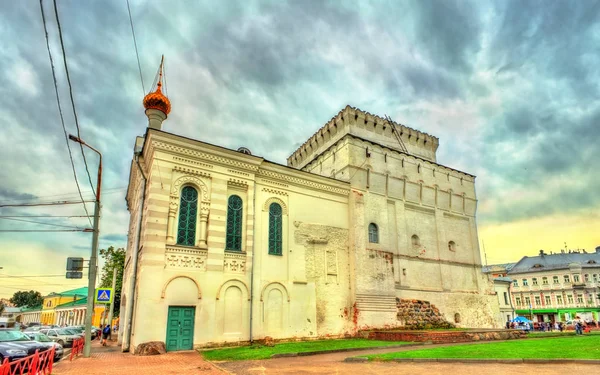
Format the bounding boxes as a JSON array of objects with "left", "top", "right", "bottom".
[{"left": 397, "top": 299, "right": 455, "bottom": 329}]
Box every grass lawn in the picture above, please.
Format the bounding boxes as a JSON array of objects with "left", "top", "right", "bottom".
[
  {"left": 201, "top": 339, "right": 411, "bottom": 361},
  {"left": 365, "top": 334, "right": 600, "bottom": 360}
]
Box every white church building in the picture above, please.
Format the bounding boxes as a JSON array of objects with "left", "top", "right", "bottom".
[{"left": 119, "top": 63, "right": 500, "bottom": 352}]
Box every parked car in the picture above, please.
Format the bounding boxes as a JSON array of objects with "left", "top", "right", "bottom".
[
  {"left": 63, "top": 328, "right": 84, "bottom": 338},
  {"left": 23, "top": 332, "right": 64, "bottom": 361},
  {"left": 39, "top": 328, "right": 80, "bottom": 348},
  {"left": 0, "top": 329, "right": 51, "bottom": 363},
  {"left": 70, "top": 325, "right": 99, "bottom": 338}
]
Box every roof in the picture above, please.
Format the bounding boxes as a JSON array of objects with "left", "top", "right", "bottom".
[
  {"left": 493, "top": 276, "right": 514, "bottom": 283},
  {"left": 46, "top": 287, "right": 88, "bottom": 298},
  {"left": 20, "top": 305, "right": 42, "bottom": 312},
  {"left": 55, "top": 297, "right": 88, "bottom": 309},
  {"left": 482, "top": 263, "right": 516, "bottom": 273},
  {"left": 508, "top": 251, "right": 600, "bottom": 274}
]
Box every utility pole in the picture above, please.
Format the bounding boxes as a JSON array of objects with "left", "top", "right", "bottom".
[
  {"left": 69, "top": 134, "right": 102, "bottom": 358},
  {"left": 107, "top": 267, "right": 117, "bottom": 340}
]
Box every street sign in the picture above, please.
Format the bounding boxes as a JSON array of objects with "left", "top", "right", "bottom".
[
  {"left": 66, "top": 271, "right": 83, "bottom": 279},
  {"left": 67, "top": 257, "right": 84, "bottom": 271},
  {"left": 94, "top": 288, "right": 113, "bottom": 304}
]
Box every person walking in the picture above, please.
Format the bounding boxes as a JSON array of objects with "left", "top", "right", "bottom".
[{"left": 101, "top": 324, "right": 111, "bottom": 346}]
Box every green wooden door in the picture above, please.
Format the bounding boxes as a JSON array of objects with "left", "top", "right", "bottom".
[{"left": 166, "top": 306, "right": 195, "bottom": 351}]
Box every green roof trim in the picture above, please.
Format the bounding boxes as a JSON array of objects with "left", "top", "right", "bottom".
[
  {"left": 55, "top": 297, "right": 88, "bottom": 309},
  {"left": 20, "top": 305, "right": 43, "bottom": 312},
  {"left": 45, "top": 286, "right": 88, "bottom": 298}
]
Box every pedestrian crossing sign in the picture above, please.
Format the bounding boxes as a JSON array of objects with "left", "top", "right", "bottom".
[{"left": 94, "top": 288, "right": 113, "bottom": 304}]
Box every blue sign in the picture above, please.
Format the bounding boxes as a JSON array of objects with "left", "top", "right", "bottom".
[{"left": 94, "top": 288, "right": 113, "bottom": 304}]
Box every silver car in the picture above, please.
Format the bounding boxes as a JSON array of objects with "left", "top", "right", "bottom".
[
  {"left": 39, "top": 328, "right": 80, "bottom": 348},
  {"left": 24, "top": 332, "right": 64, "bottom": 361}
]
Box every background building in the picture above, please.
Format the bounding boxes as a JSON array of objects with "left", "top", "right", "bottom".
[
  {"left": 508, "top": 248, "right": 600, "bottom": 322},
  {"left": 19, "top": 287, "right": 106, "bottom": 327}
]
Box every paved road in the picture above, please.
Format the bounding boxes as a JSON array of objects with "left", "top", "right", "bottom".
[{"left": 216, "top": 346, "right": 596, "bottom": 375}]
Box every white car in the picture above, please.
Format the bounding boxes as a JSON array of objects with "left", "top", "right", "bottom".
[
  {"left": 24, "top": 332, "right": 64, "bottom": 361},
  {"left": 39, "top": 328, "right": 80, "bottom": 348}
]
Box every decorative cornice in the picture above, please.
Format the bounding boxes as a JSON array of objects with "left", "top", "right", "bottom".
[
  {"left": 262, "top": 187, "right": 288, "bottom": 196},
  {"left": 228, "top": 178, "right": 249, "bottom": 189},
  {"left": 259, "top": 178, "right": 289, "bottom": 188},
  {"left": 173, "top": 156, "right": 213, "bottom": 169},
  {"left": 228, "top": 169, "right": 250, "bottom": 177},
  {"left": 173, "top": 165, "right": 211, "bottom": 178},
  {"left": 152, "top": 140, "right": 260, "bottom": 171},
  {"left": 257, "top": 169, "right": 350, "bottom": 196}
]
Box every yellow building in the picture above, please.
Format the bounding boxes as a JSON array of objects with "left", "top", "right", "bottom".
[
  {"left": 40, "top": 287, "right": 87, "bottom": 325},
  {"left": 21, "top": 287, "right": 104, "bottom": 327}
]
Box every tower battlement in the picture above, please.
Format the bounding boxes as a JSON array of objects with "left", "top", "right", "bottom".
[{"left": 287, "top": 105, "right": 440, "bottom": 169}]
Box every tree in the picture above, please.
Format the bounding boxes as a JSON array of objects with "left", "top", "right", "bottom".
[
  {"left": 10, "top": 290, "right": 43, "bottom": 308},
  {"left": 99, "top": 246, "right": 125, "bottom": 317}
]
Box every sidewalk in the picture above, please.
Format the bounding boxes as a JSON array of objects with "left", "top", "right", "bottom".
[{"left": 52, "top": 339, "right": 224, "bottom": 375}]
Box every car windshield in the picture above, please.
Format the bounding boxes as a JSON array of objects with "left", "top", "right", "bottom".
[
  {"left": 63, "top": 329, "right": 79, "bottom": 335},
  {"left": 0, "top": 330, "right": 32, "bottom": 342},
  {"left": 58, "top": 329, "right": 75, "bottom": 335},
  {"left": 28, "top": 333, "right": 52, "bottom": 342}
]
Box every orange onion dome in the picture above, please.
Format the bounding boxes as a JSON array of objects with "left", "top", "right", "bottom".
[{"left": 143, "top": 82, "right": 171, "bottom": 115}]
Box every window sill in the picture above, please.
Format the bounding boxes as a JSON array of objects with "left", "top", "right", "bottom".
[
  {"left": 170, "top": 242, "right": 208, "bottom": 250},
  {"left": 225, "top": 249, "right": 245, "bottom": 254},
  {"left": 268, "top": 253, "right": 283, "bottom": 256}
]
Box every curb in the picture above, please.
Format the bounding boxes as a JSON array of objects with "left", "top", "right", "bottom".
[
  {"left": 346, "top": 358, "right": 600, "bottom": 365},
  {"left": 270, "top": 343, "right": 423, "bottom": 359}
]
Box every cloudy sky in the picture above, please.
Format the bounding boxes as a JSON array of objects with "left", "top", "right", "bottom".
[{"left": 1, "top": 0, "right": 599, "bottom": 298}]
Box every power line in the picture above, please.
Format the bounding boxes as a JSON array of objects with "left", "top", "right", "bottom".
[
  {"left": 0, "top": 217, "right": 85, "bottom": 230},
  {"left": 0, "top": 229, "right": 91, "bottom": 233},
  {"left": 52, "top": 0, "right": 96, "bottom": 199},
  {"left": 126, "top": 0, "right": 145, "bottom": 95},
  {"left": 0, "top": 216, "right": 91, "bottom": 218},
  {"left": 0, "top": 200, "right": 94, "bottom": 208},
  {"left": 39, "top": 0, "right": 93, "bottom": 228},
  {"left": 0, "top": 187, "right": 126, "bottom": 204},
  {"left": 0, "top": 275, "right": 69, "bottom": 278}
]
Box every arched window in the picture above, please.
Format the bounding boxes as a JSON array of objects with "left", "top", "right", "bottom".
[
  {"left": 368, "top": 223, "right": 378, "bottom": 243},
  {"left": 268, "top": 203, "right": 282, "bottom": 255},
  {"left": 448, "top": 241, "right": 456, "bottom": 252},
  {"left": 177, "top": 186, "right": 198, "bottom": 246},
  {"left": 411, "top": 234, "right": 420, "bottom": 247},
  {"left": 225, "top": 195, "right": 243, "bottom": 251}
]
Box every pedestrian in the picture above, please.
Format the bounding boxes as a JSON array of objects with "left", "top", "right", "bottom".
[{"left": 101, "top": 324, "right": 111, "bottom": 346}]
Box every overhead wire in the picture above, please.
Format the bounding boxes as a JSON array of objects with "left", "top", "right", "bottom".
[
  {"left": 0, "top": 187, "right": 126, "bottom": 204},
  {"left": 126, "top": 0, "right": 145, "bottom": 95},
  {"left": 0, "top": 229, "right": 91, "bottom": 233},
  {"left": 39, "top": 0, "right": 93, "bottom": 228},
  {"left": 52, "top": 0, "right": 97, "bottom": 200},
  {"left": 0, "top": 215, "right": 91, "bottom": 218},
  {"left": 0, "top": 201, "right": 94, "bottom": 208},
  {"left": 0, "top": 217, "right": 85, "bottom": 230}
]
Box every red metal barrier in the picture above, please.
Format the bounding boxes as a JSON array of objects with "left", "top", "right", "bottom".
[
  {"left": 0, "top": 347, "right": 55, "bottom": 375},
  {"left": 70, "top": 338, "right": 84, "bottom": 361}
]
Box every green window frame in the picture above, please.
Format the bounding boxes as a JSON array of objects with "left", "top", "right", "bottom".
[
  {"left": 268, "top": 203, "right": 282, "bottom": 255},
  {"left": 225, "top": 195, "right": 243, "bottom": 251},
  {"left": 177, "top": 186, "right": 198, "bottom": 246}
]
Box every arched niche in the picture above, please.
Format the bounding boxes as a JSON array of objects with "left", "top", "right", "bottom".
[
  {"left": 161, "top": 275, "right": 202, "bottom": 300},
  {"left": 216, "top": 279, "right": 250, "bottom": 301},
  {"left": 260, "top": 281, "right": 290, "bottom": 302}
]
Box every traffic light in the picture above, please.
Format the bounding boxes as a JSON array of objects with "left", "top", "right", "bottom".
[{"left": 67, "top": 257, "right": 84, "bottom": 271}]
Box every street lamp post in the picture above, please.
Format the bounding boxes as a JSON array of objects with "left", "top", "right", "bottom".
[{"left": 68, "top": 134, "right": 102, "bottom": 358}]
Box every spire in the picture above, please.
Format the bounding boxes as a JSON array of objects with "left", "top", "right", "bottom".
[{"left": 143, "top": 56, "right": 171, "bottom": 129}]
